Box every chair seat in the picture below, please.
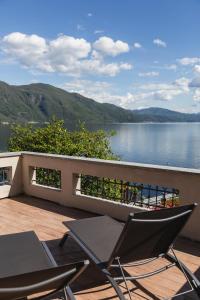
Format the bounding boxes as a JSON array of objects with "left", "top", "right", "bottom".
[
  {"left": 64, "top": 216, "right": 124, "bottom": 265},
  {"left": 0, "top": 231, "right": 53, "bottom": 279}
]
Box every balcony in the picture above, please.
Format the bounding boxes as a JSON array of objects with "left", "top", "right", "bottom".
[{"left": 0, "top": 151, "right": 200, "bottom": 299}]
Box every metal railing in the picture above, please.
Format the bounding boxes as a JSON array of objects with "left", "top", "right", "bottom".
[
  {"left": 77, "top": 174, "right": 180, "bottom": 209},
  {"left": 32, "top": 167, "right": 61, "bottom": 189},
  {"left": 0, "top": 168, "right": 10, "bottom": 185}
]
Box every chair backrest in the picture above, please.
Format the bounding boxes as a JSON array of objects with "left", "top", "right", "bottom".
[
  {"left": 0, "top": 260, "right": 89, "bottom": 300},
  {"left": 109, "top": 204, "right": 197, "bottom": 265}
]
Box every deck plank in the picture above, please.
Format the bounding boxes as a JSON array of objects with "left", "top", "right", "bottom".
[{"left": 0, "top": 195, "right": 199, "bottom": 300}]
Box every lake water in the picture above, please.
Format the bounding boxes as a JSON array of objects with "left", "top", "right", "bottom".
[
  {"left": 91, "top": 123, "right": 200, "bottom": 169},
  {"left": 0, "top": 125, "right": 11, "bottom": 152},
  {"left": 1, "top": 123, "right": 200, "bottom": 169}
]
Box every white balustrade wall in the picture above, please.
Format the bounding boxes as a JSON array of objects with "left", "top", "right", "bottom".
[{"left": 0, "top": 152, "right": 199, "bottom": 241}]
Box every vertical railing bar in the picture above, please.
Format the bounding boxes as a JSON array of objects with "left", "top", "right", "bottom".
[
  {"left": 155, "top": 186, "right": 158, "bottom": 208},
  {"left": 163, "top": 187, "right": 166, "bottom": 207},
  {"left": 140, "top": 184, "right": 143, "bottom": 207},
  {"left": 147, "top": 184, "right": 151, "bottom": 208},
  {"left": 2, "top": 168, "right": 4, "bottom": 184}
]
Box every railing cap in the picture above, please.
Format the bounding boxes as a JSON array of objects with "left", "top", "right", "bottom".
[
  {"left": 0, "top": 151, "right": 200, "bottom": 176},
  {"left": 20, "top": 151, "right": 200, "bottom": 175},
  {"left": 0, "top": 152, "right": 22, "bottom": 158}
]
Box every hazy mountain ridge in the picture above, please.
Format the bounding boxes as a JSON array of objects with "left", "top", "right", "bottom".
[
  {"left": 132, "top": 107, "right": 200, "bottom": 122},
  {"left": 0, "top": 81, "right": 200, "bottom": 123}
]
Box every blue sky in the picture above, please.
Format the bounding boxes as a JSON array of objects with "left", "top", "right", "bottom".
[{"left": 1, "top": 0, "right": 200, "bottom": 112}]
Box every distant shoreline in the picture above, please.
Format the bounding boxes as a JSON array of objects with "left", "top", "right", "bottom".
[{"left": 2, "top": 121, "right": 200, "bottom": 126}]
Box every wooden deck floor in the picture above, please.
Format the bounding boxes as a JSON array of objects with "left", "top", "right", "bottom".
[{"left": 0, "top": 195, "right": 199, "bottom": 300}]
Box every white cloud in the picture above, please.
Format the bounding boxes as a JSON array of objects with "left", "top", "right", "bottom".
[
  {"left": 2, "top": 32, "right": 48, "bottom": 68},
  {"left": 75, "top": 59, "right": 132, "bottom": 77},
  {"left": 61, "top": 76, "right": 192, "bottom": 109},
  {"left": 49, "top": 35, "right": 91, "bottom": 60},
  {"left": 87, "top": 13, "right": 92, "bottom": 17},
  {"left": 133, "top": 42, "right": 142, "bottom": 49},
  {"left": 136, "top": 77, "right": 190, "bottom": 101},
  {"left": 153, "top": 38, "right": 167, "bottom": 48},
  {"left": 98, "top": 91, "right": 136, "bottom": 108},
  {"left": 188, "top": 77, "right": 200, "bottom": 104},
  {"left": 194, "top": 65, "right": 200, "bottom": 73},
  {"left": 154, "top": 90, "right": 181, "bottom": 101},
  {"left": 133, "top": 90, "right": 182, "bottom": 102},
  {"left": 62, "top": 79, "right": 111, "bottom": 95},
  {"left": 138, "top": 71, "right": 159, "bottom": 77},
  {"left": 140, "top": 77, "right": 190, "bottom": 92},
  {"left": 193, "top": 89, "right": 200, "bottom": 102},
  {"left": 177, "top": 106, "right": 198, "bottom": 113},
  {"left": 178, "top": 57, "right": 200, "bottom": 66},
  {"left": 139, "top": 83, "right": 174, "bottom": 91},
  {"left": 62, "top": 79, "right": 136, "bottom": 108},
  {"left": 94, "top": 30, "right": 104, "bottom": 34},
  {"left": 1, "top": 32, "right": 132, "bottom": 77},
  {"left": 174, "top": 77, "right": 190, "bottom": 92},
  {"left": 93, "top": 36, "right": 129, "bottom": 56},
  {"left": 91, "top": 50, "right": 103, "bottom": 60},
  {"left": 165, "top": 64, "right": 177, "bottom": 71}
]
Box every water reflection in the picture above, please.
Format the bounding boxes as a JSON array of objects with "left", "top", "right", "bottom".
[{"left": 92, "top": 123, "right": 200, "bottom": 169}]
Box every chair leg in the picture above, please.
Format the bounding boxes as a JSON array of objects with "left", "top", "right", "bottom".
[
  {"left": 59, "top": 233, "right": 69, "bottom": 247},
  {"left": 64, "top": 286, "right": 76, "bottom": 300},
  {"left": 96, "top": 266, "right": 126, "bottom": 300},
  {"left": 166, "top": 252, "right": 200, "bottom": 297},
  {"left": 105, "top": 273, "right": 127, "bottom": 300}
]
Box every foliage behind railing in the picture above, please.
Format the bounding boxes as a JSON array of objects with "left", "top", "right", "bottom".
[
  {"left": 78, "top": 174, "right": 180, "bottom": 209},
  {"left": 30, "top": 166, "right": 180, "bottom": 209},
  {"left": 33, "top": 167, "right": 61, "bottom": 189}
]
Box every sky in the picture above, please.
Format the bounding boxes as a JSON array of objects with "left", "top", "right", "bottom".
[{"left": 0, "top": 0, "right": 200, "bottom": 113}]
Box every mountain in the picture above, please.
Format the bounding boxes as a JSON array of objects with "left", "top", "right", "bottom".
[
  {"left": 0, "top": 81, "right": 135, "bottom": 123},
  {"left": 0, "top": 81, "right": 200, "bottom": 123},
  {"left": 132, "top": 107, "right": 200, "bottom": 122}
]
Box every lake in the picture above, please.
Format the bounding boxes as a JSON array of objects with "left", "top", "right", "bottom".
[
  {"left": 103, "top": 123, "right": 200, "bottom": 169},
  {"left": 1, "top": 123, "right": 200, "bottom": 169}
]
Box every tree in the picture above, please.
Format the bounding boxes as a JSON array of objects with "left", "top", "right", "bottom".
[{"left": 8, "top": 119, "right": 117, "bottom": 160}]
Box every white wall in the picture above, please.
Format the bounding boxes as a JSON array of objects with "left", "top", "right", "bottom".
[{"left": 22, "top": 152, "right": 200, "bottom": 241}]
